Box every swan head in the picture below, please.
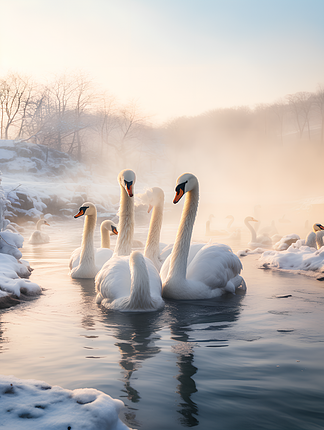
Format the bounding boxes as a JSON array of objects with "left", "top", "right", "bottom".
[
  {"left": 74, "top": 202, "right": 97, "bottom": 218},
  {"left": 245, "top": 216, "right": 258, "bottom": 223},
  {"left": 139, "top": 187, "right": 164, "bottom": 212},
  {"left": 313, "top": 223, "right": 324, "bottom": 232},
  {"left": 118, "top": 169, "right": 136, "bottom": 197},
  {"left": 173, "top": 173, "right": 198, "bottom": 204},
  {"left": 37, "top": 219, "right": 50, "bottom": 227},
  {"left": 100, "top": 220, "right": 118, "bottom": 235}
]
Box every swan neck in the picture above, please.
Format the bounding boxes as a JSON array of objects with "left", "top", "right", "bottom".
[
  {"left": 114, "top": 185, "right": 134, "bottom": 256},
  {"left": 168, "top": 185, "right": 199, "bottom": 280},
  {"left": 80, "top": 214, "right": 96, "bottom": 263},
  {"left": 101, "top": 226, "right": 111, "bottom": 248},
  {"left": 144, "top": 201, "right": 163, "bottom": 263},
  {"left": 245, "top": 219, "right": 257, "bottom": 241},
  {"left": 36, "top": 220, "right": 43, "bottom": 231}
]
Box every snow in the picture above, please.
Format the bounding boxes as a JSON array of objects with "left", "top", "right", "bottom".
[
  {"left": 0, "top": 160, "right": 43, "bottom": 301},
  {"left": 0, "top": 375, "right": 132, "bottom": 430},
  {"left": 259, "top": 243, "right": 324, "bottom": 278}
]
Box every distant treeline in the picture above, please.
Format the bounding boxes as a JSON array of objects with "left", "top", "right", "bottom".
[
  {"left": 0, "top": 72, "right": 166, "bottom": 179},
  {"left": 1, "top": 71, "right": 323, "bottom": 184}
]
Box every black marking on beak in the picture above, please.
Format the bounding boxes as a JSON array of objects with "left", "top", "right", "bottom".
[
  {"left": 173, "top": 181, "right": 187, "bottom": 204},
  {"left": 74, "top": 205, "right": 89, "bottom": 218},
  {"left": 125, "top": 180, "right": 134, "bottom": 197}
]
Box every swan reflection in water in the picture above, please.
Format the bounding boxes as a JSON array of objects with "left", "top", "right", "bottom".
[
  {"left": 100, "top": 309, "right": 165, "bottom": 402},
  {"left": 168, "top": 295, "right": 244, "bottom": 427}
]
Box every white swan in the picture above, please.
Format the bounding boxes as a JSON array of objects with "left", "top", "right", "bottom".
[
  {"left": 244, "top": 216, "right": 272, "bottom": 249},
  {"left": 29, "top": 219, "right": 50, "bottom": 244},
  {"left": 95, "top": 250, "right": 164, "bottom": 312},
  {"left": 140, "top": 186, "right": 203, "bottom": 271},
  {"left": 70, "top": 217, "right": 118, "bottom": 276},
  {"left": 305, "top": 223, "right": 324, "bottom": 248},
  {"left": 161, "top": 173, "right": 246, "bottom": 300},
  {"left": 69, "top": 203, "right": 118, "bottom": 279},
  {"left": 95, "top": 169, "right": 164, "bottom": 312},
  {"left": 225, "top": 215, "right": 241, "bottom": 240}
]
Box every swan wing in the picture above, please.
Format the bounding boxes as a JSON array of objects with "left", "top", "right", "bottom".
[
  {"left": 187, "top": 243, "right": 243, "bottom": 291},
  {"left": 96, "top": 256, "right": 132, "bottom": 303},
  {"left": 144, "top": 257, "right": 163, "bottom": 298},
  {"left": 69, "top": 247, "right": 81, "bottom": 269},
  {"left": 95, "top": 248, "right": 114, "bottom": 269}
]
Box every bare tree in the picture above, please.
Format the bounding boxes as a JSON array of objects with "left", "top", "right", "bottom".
[
  {"left": 270, "top": 100, "right": 287, "bottom": 145},
  {"left": 0, "top": 73, "right": 30, "bottom": 139},
  {"left": 286, "top": 92, "right": 313, "bottom": 140},
  {"left": 313, "top": 85, "right": 324, "bottom": 144},
  {"left": 110, "top": 101, "right": 150, "bottom": 168}
]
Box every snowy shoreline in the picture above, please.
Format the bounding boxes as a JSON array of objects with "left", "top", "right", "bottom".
[{"left": 0, "top": 375, "right": 132, "bottom": 430}]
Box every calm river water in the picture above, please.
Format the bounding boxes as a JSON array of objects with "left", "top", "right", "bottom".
[{"left": 1, "top": 220, "right": 324, "bottom": 430}]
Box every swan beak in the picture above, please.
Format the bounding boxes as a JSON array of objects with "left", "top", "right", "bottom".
[
  {"left": 320, "top": 225, "right": 324, "bottom": 230},
  {"left": 173, "top": 188, "right": 184, "bottom": 204},
  {"left": 147, "top": 204, "right": 153, "bottom": 213},
  {"left": 251, "top": 218, "right": 258, "bottom": 222},
  {"left": 126, "top": 183, "right": 133, "bottom": 197},
  {"left": 74, "top": 209, "right": 85, "bottom": 218},
  {"left": 112, "top": 226, "right": 118, "bottom": 235},
  {"left": 44, "top": 221, "right": 50, "bottom": 226}
]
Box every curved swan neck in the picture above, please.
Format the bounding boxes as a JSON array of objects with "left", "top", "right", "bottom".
[
  {"left": 36, "top": 220, "right": 44, "bottom": 231},
  {"left": 101, "top": 225, "right": 111, "bottom": 248},
  {"left": 114, "top": 185, "right": 134, "bottom": 256},
  {"left": 144, "top": 200, "right": 164, "bottom": 265},
  {"left": 80, "top": 213, "right": 96, "bottom": 263},
  {"left": 168, "top": 183, "right": 199, "bottom": 280},
  {"left": 245, "top": 218, "right": 257, "bottom": 242}
]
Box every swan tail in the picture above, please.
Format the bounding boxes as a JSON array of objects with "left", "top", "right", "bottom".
[{"left": 126, "top": 251, "right": 154, "bottom": 310}]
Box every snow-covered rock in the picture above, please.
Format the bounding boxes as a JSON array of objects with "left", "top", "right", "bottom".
[{"left": 0, "top": 375, "right": 132, "bottom": 430}]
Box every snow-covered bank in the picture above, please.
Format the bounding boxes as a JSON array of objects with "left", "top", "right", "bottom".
[
  {"left": 0, "top": 375, "right": 132, "bottom": 430},
  {"left": 0, "top": 162, "right": 42, "bottom": 306},
  {"left": 0, "top": 140, "right": 121, "bottom": 223},
  {"left": 259, "top": 244, "right": 324, "bottom": 280}
]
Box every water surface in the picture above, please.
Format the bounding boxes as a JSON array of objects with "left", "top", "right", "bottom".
[{"left": 1, "top": 221, "right": 323, "bottom": 429}]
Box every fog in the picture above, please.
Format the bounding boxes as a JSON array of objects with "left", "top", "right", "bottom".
[{"left": 1, "top": 72, "right": 323, "bottom": 243}]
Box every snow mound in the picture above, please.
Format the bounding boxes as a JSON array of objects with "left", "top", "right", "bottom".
[
  {"left": 0, "top": 375, "right": 132, "bottom": 430},
  {"left": 259, "top": 245, "right": 324, "bottom": 273}
]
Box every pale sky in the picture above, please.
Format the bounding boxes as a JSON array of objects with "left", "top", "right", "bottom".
[{"left": 1, "top": 0, "right": 324, "bottom": 124}]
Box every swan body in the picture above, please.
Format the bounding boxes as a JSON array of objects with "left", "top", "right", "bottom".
[
  {"left": 161, "top": 173, "right": 246, "bottom": 300},
  {"left": 70, "top": 219, "right": 118, "bottom": 274},
  {"left": 305, "top": 223, "right": 324, "bottom": 249},
  {"left": 95, "top": 170, "right": 164, "bottom": 312},
  {"left": 29, "top": 219, "right": 50, "bottom": 244},
  {"left": 69, "top": 203, "right": 118, "bottom": 279},
  {"left": 95, "top": 251, "right": 164, "bottom": 312},
  {"left": 244, "top": 216, "right": 272, "bottom": 248}
]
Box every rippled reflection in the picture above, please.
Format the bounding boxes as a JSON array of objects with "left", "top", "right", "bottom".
[
  {"left": 99, "top": 308, "right": 165, "bottom": 404},
  {"left": 168, "top": 296, "right": 244, "bottom": 427}
]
